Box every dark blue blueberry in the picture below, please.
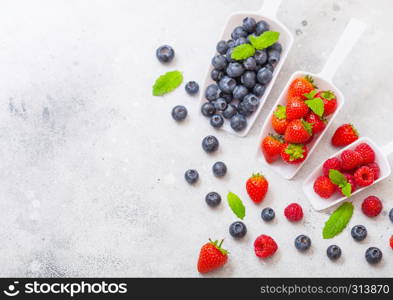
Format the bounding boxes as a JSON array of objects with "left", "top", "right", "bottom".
[
  {"left": 229, "top": 221, "right": 247, "bottom": 238},
  {"left": 213, "top": 98, "right": 227, "bottom": 111},
  {"left": 185, "top": 81, "right": 199, "bottom": 95},
  {"left": 232, "top": 85, "right": 249, "bottom": 100},
  {"left": 235, "top": 37, "right": 248, "bottom": 46},
  {"left": 242, "top": 17, "right": 257, "bottom": 33},
  {"left": 244, "top": 94, "right": 260, "bottom": 112},
  {"left": 365, "top": 247, "right": 382, "bottom": 264},
  {"left": 212, "top": 161, "right": 227, "bottom": 177},
  {"left": 268, "top": 49, "right": 281, "bottom": 65},
  {"left": 211, "top": 69, "right": 224, "bottom": 82},
  {"left": 219, "top": 76, "right": 237, "bottom": 93},
  {"left": 184, "top": 169, "right": 199, "bottom": 184},
  {"left": 253, "top": 84, "right": 266, "bottom": 97},
  {"left": 268, "top": 42, "right": 283, "bottom": 53},
  {"left": 210, "top": 114, "right": 224, "bottom": 128},
  {"left": 230, "top": 114, "right": 247, "bottom": 132},
  {"left": 261, "top": 207, "right": 275, "bottom": 222},
  {"left": 223, "top": 104, "right": 237, "bottom": 119},
  {"left": 220, "top": 93, "right": 233, "bottom": 103},
  {"left": 171, "top": 105, "right": 187, "bottom": 121},
  {"left": 243, "top": 57, "right": 257, "bottom": 71},
  {"left": 351, "top": 225, "right": 367, "bottom": 241},
  {"left": 205, "top": 84, "right": 220, "bottom": 101},
  {"left": 231, "top": 26, "right": 248, "bottom": 40},
  {"left": 255, "top": 20, "right": 270, "bottom": 35},
  {"left": 156, "top": 45, "right": 175, "bottom": 63},
  {"left": 227, "top": 40, "right": 235, "bottom": 48},
  {"left": 211, "top": 55, "right": 228, "bottom": 70},
  {"left": 295, "top": 235, "right": 311, "bottom": 251},
  {"left": 225, "top": 47, "right": 235, "bottom": 63},
  {"left": 202, "top": 135, "right": 219, "bottom": 153},
  {"left": 327, "top": 245, "right": 342, "bottom": 261},
  {"left": 237, "top": 101, "right": 252, "bottom": 116},
  {"left": 226, "top": 62, "right": 245, "bottom": 78},
  {"left": 257, "top": 67, "right": 273, "bottom": 84},
  {"left": 264, "top": 63, "right": 274, "bottom": 73},
  {"left": 241, "top": 71, "right": 257, "bottom": 88},
  {"left": 205, "top": 192, "right": 221, "bottom": 207},
  {"left": 390, "top": 208, "right": 393, "bottom": 223},
  {"left": 216, "top": 40, "right": 229, "bottom": 55},
  {"left": 254, "top": 50, "right": 268, "bottom": 65},
  {"left": 201, "top": 102, "right": 216, "bottom": 117}
]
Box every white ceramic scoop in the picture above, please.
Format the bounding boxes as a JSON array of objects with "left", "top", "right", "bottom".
[
  {"left": 303, "top": 137, "right": 393, "bottom": 211},
  {"left": 200, "top": 0, "right": 293, "bottom": 137},
  {"left": 256, "top": 18, "right": 366, "bottom": 179}
]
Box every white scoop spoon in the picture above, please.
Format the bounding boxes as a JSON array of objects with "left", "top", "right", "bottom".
[
  {"left": 303, "top": 137, "right": 393, "bottom": 211},
  {"left": 256, "top": 18, "right": 366, "bottom": 179},
  {"left": 200, "top": 0, "right": 293, "bottom": 137}
]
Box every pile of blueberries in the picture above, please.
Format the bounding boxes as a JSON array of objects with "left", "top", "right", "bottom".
[{"left": 201, "top": 17, "right": 282, "bottom": 132}]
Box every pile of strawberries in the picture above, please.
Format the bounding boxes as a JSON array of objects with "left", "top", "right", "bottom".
[
  {"left": 314, "top": 143, "right": 380, "bottom": 199},
  {"left": 261, "top": 75, "right": 337, "bottom": 164}
]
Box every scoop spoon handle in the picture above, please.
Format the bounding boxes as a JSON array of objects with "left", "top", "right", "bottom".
[
  {"left": 381, "top": 140, "right": 393, "bottom": 156},
  {"left": 258, "top": 0, "right": 282, "bottom": 18}
]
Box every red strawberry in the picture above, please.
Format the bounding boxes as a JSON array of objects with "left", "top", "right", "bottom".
[
  {"left": 322, "top": 157, "right": 342, "bottom": 177},
  {"left": 361, "top": 196, "right": 382, "bottom": 217},
  {"left": 354, "top": 166, "right": 375, "bottom": 187},
  {"left": 281, "top": 143, "right": 308, "bottom": 164},
  {"left": 284, "top": 203, "right": 303, "bottom": 222},
  {"left": 332, "top": 124, "right": 359, "bottom": 147},
  {"left": 314, "top": 176, "right": 336, "bottom": 199},
  {"left": 284, "top": 119, "right": 312, "bottom": 144},
  {"left": 340, "top": 173, "right": 357, "bottom": 196},
  {"left": 355, "top": 143, "right": 375, "bottom": 163},
  {"left": 261, "top": 134, "right": 284, "bottom": 163},
  {"left": 341, "top": 150, "right": 363, "bottom": 171},
  {"left": 254, "top": 235, "right": 278, "bottom": 258},
  {"left": 246, "top": 173, "right": 269, "bottom": 204},
  {"left": 197, "top": 239, "right": 228, "bottom": 273},
  {"left": 365, "top": 162, "right": 380, "bottom": 180},
  {"left": 305, "top": 112, "right": 326, "bottom": 134},
  {"left": 316, "top": 90, "right": 337, "bottom": 116},
  {"left": 286, "top": 96, "right": 309, "bottom": 121},
  {"left": 287, "top": 75, "right": 316, "bottom": 99},
  {"left": 271, "top": 105, "right": 289, "bottom": 135}
]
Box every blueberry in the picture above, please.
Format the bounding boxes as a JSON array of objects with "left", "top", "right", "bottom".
[
  {"left": 351, "top": 225, "right": 367, "bottom": 241},
  {"left": 237, "top": 101, "right": 252, "bottom": 117},
  {"left": 243, "top": 57, "right": 257, "bottom": 71},
  {"left": 365, "top": 247, "right": 383, "bottom": 264},
  {"left": 202, "top": 135, "right": 219, "bottom": 153},
  {"left": 230, "top": 114, "right": 247, "bottom": 132},
  {"left": 227, "top": 40, "right": 235, "bottom": 48},
  {"left": 220, "top": 93, "right": 233, "bottom": 103},
  {"left": 211, "top": 69, "right": 224, "bottom": 82},
  {"left": 205, "top": 192, "right": 221, "bottom": 207},
  {"left": 156, "top": 45, "right": 175, "bottom": 63},
  {"left": 235, "top": 37, "right": 248, "bottom": 46},
  {"left": 255, "top": 20, "right": 270, "bottom": 35},
  {"left": 213, "top": 98, "right": 227, "bottom": 111},
  {"left": 171, "top": 105, "right": 187, "bottom": 121},
  {"left": 294, "top": 235, "right": 311, "bottom": 251},
  {"left": 254, "top": 50, "right": 268, "bottom": 65},
  {"left": 253, "top": 84, "right": 266, "bottom": 97},
  {"left": 242, "top": 17, "right": 257, "bottom": 33},
  {"left": 216, "top": 40, "right": 229, "bottom": 55},
  {"left": 241, "top": 71, "right": 257, "bottom": 88},
  {"left": 223, "top": 104, "right": 237, "bottom": 119},
  {"left": 226, "top": 62, "right": 245, "bottom": 78},
  {"left": 229, "top": 221, "right": 247, "bottom": 238},
  {"left": 184, "top": 169, "right": 198, "bottom": 184},
  {"left": 185, "top": 81, "right": 199, "bottom": 95},
  {"left": 268, "top": 42, "right": 283, "bottom": 53},
  {"left": 219, "top": 76, "right": 237, "bottom": 93},
  {"left": 205, "top": 84, "right": 220, "bottom": 101},
  {"left": 268, "top": 50, "right": 281, "bottom": 65},
  {"left": 264, "top": 63, "right": 274, "bottom": 73},
  {"left": 211, "top": 55, "right": 228, "bottom": 70},
  {"left": 212, "top": 161, "right": 227, "bottom": 177},
  {"left": 327, "top": 245, "right": 342, "bottom": 261},
  {"left": 244, "top": 94, "right": 260, "bottom": 112},
  {"left": 210, "top": 114, "right": 224, "bottom": 128},
  {"left": 389, "top": 208, "right": 393, "bottom": 223},
  {"left": 261, "top": 207, "right": 275, "bottom": 222},
  {"left": 231, "top": 26, "right": 248, "bottom": 40},
  {"left": 257, "top": 67, "right": 273, "bottom": 85},
  {"left": 201, "top": 102, "right": 216, "bottom": 117},
  {"left": 232, "top": 85, "right": 248, "bottom": 100},
  {"left": 225, "top": 47, "right": 235, "bottom": 63}
]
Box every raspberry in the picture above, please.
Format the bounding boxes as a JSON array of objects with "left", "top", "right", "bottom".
[
  {"left": 313, "top": 176, "right": 336, "bottom": 199},
  {"left": 355, "top": 143, "right": 375, "bottom": 164},
  {"left": 361, "top": 196, "right": 382, "bottom": 217},
  {"left": 341, "top": 150, "right": 363, "bottom": 171},
  {"left": 340, "top": 173, "right": 357, "bottom": 196},
  {"left": 390, "top": 236, "right": 393, "bottom": 250},
  {"left": 254, "top": 235, "right": 278, "bottom": 258},
  {"left": 322, "top": 157, "right": 342, "bottom": 177},
  {"left": 365, "top": 162, "right": 380, "bottom": 180},
  {"left": 354, "top": 166, "right": 375, "bottom": 187},
  {"left": 284, "top": 203, "right": 303, "bottom": 222}
]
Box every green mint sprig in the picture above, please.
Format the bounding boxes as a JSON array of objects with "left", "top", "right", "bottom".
[
  {"left": 322, "top": 202, "right": 354, "bottom": 239},
  {"left": 227, "top": 192, "right": 245, "bottom": 220},
  {"left": 152, "top": 70, "right": 183, "bottom": 96}
]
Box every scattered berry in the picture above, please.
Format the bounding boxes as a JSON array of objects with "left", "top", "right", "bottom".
[
  {"left": 390, "top": 236, "right": 393, "bottom": 250},
  {"left": 210, "top": 114, "right": 224, "bottom": 128},
  {"left": 284, "top": 119, "right": 312, "bottom": 144},
  {"left": 271, "top": 105, "right": 289, "bottom": 135},
  {"left": 229, "top": 221, "right": 247, "bottom": 239},
  {"left": 284, "top": 203, "right": 303, "bottom": 222},
  {"left": 261, "top": 134, "right": 284, "bottom": 163},
  {"left": 354, "top": 166, "right": 375, "bottom": 187},
  {"left": 294, "top": 235, "right": 311, "bottom": 251},
  {"left": 365, "top": 247, "right": 382, "bottom": 264},
  {"left": 197, "top": 239, "right": 228, "bottom": 273},
  {"left": 354, "top": 143, "right": 375, "bottom": 163},
  {"left": 389, "top": 208, "right": 393, "bottom": 223},
  {"left": 261, "top": 208, "right": 275, "bottom": 222},
  {"left": 286, "top": 96, "right": 309, "bottom": 120},
  {"left": 322, "top": 157, "right": 342, "bottom": 177},
  {"left": 185, "top": 81, "right": 199, "bottom": 95},
  {"left": 205, "top": 192, "right": 221, "bottom": 207},
  {"left": 314, "top": 176, "right": 336, "bottom": 199},
  {"left": 287, "top": 75, "right": 315, "bottom": 99},
  {"left": 332, "top": 124, "right": 359, "bottom": 147},
  {"left": 202, "top": 135, "right": 219, "bottom": 153},
  {"left": 254, "top": 235, "right": 278, "bottom": 258},
  {"left": 365, "top": 162, "right": 380, "bottom": 180},
  {"left": 212, "top": 161, "right": 227, "bottom": 177},
  {"left": 327, "top": 245, "right": 341, "bottom": 260},
  {"left": 351, "top": 225, "right": 367, "bottom": 241},
  {"left": 361, "top": 196, "right": 382, "bottom": 217},
  {"left": 316, "top": 90, "right": 337, "bottom": 116},
  {"left": 171, "top": 105, "right": 188, "bottom": 121},
  {"left": 341, "top": 150, "right": 363, "bottom": 171},
  {"left": 305, "top": 112, "right": 326, "bottom": 134},
  {"left": 246, "top": 173, "right": 269, "bottom": 204},
  {"left": 281, "top": 143, "right": 308, "bottom": 164},
  {"left": 201, "top": 102, "right": 216, "bottom": 117},
  {"left": 184, "top": 169, "right": 199, "bottom": 184},
  {"left": 156, "top": 45, "right": 175, "bottom": 63}
]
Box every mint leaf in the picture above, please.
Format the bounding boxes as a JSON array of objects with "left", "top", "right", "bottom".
[
  {"left": 329, "top": 169, "right": 347, "bottom": 186},
  {"left": 322, "top": 202, "right": 354, "bottom": 239},
  {"left": 152, "top": 70, "right": 183, "bottom": 96},
  {"left": 227, "top": 192, "right": 245, "bottom": 220},
  {"left": 231, "top": 44, "right": 255, "bottom": 60},
  {"left": 341, "top": 182, "right": 352, "bottom": 198},
  {"left": 305, "top": 98, "right": 324, "bottom": 117},
  {"left": 249, "top": 31, "right": 280, "bottom": 50}
]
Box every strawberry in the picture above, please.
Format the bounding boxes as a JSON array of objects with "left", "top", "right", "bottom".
[
  {"left": 284, "top": 119, "right": 312, "bottom": 144},
  {"left": 332, "top": 124, "right": 359, "bottom": 147},
  {"left": 287, "top": 75, "right": 316, "bottom": 99},
  {"left": 322, "top": 157, "right": 342, "bottom": 177},
  {"left": 254, "top": 235, "right": 278, "bottom": 258},
  {"left": 246, "top": 173, "right": 269, "bottom": 204},
  {"left": 355, "top": 143, "right": 375, "bottom": 163},
  {"left": 261, "top": 134, "right": 284, "bottom": 163},
  {"left": 341, "top": 150, "right": 363, "bottom": 171},
  {"left": 286, "top": 96, "right": 310, "bottom": 121},
  {"left": 316, "top": 90, "right": 337, "bottom": 116},
  {"left": 197, "top": 239, "right": 228, "bottom": 273},
  {"left": 305, "top": 112, "right": 326, "bottom": 134},
  {"left": 314, "top": 176, "right": 336, "bottom": 199},
  {"left": 271, "top": 105, "right": 289, "bottom": 135},
  {"left": 281, "top": 143, "right": 308, "bottom": 164}
]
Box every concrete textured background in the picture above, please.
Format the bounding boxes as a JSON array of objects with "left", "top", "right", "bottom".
[{"left": 0, "top": 0, "right": 392, "bottom": 277}]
